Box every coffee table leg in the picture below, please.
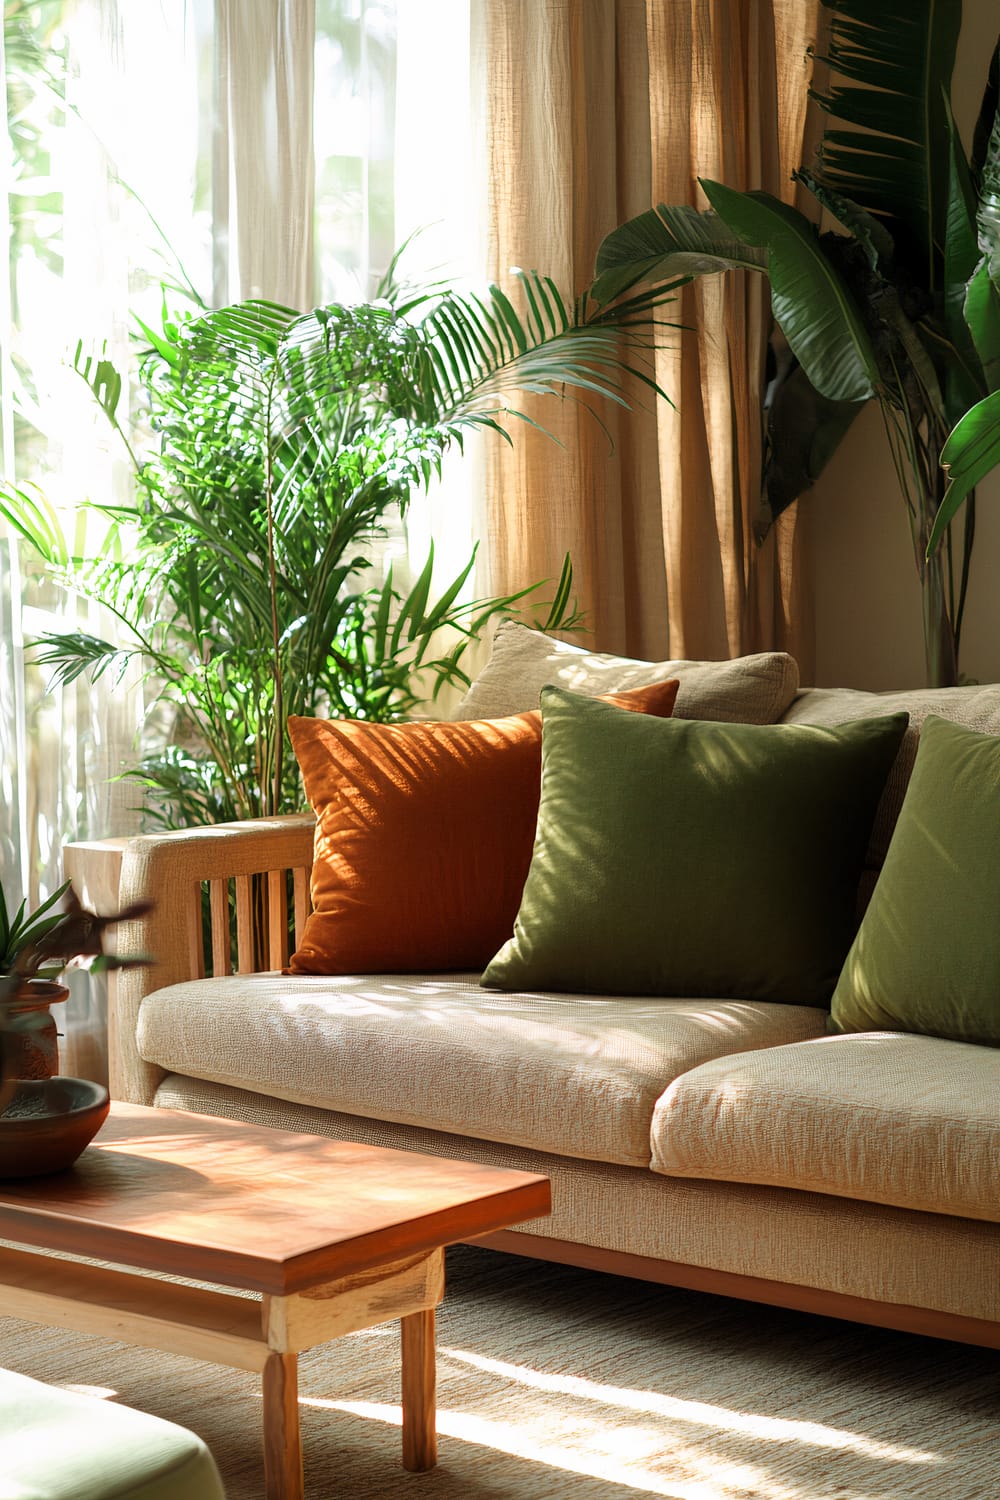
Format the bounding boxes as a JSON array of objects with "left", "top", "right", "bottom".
[
  {"left": 400, "top": 1307, "right": 437, "bottom": 1470},
  {"left": 262, "top": 1350, "right": 304, "bottom": 1499}
]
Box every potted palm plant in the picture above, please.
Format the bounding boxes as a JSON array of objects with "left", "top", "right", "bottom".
[
  {"left": 591, "top": 0, "right": 1000, "bottom": 687},
  {"left": 2, "top": 252, "right": 670, "bottom": 835}
]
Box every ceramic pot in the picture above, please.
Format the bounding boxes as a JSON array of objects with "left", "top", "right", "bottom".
[
  {"left": 0, "top": 1076, "right": 110, "bottom": 1177},
  {"left": 0, "top": 980, "right": 69, "bottom": 1080}
]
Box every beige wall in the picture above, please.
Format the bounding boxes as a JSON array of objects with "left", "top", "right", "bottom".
[{"left": 809, "top": 0, "right": 1000, "bottom": 689}]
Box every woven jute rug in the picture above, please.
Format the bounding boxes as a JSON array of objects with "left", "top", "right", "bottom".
[{"left": 1, "top": 1245, "right": 996, "bottom": 1499}]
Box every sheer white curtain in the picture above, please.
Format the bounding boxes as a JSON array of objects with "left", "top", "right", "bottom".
[
  {"left": 215, "top": 0, "right": 316, "bottom": 308},
  {"left": 1, "top": 0, "right": 477, "bottom": 1075},
  {"left": 393, "top": 0, "right": 480, "bottom": 608},
  {"left": 1, "top": 0, "right": 212, "bottom": 1077}
]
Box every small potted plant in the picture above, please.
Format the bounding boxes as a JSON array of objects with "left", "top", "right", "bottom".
[
  {"left": 0, "top": 879, "right": 77, "bottom": 1082},
  {"left": 1, "top": 880, "right": 152, "bottom": 1079},
  {"left": 0, "top": 882, "right": 151, "bottom": 1175}
]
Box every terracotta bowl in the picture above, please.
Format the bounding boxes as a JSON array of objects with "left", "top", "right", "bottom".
[{"left": 0, "top": 1077, "right": 110, "bottom": 1178}]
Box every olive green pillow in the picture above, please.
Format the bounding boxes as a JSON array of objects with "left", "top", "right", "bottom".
[
  {"left": 831, "top": 714, "right": 1000, "bottom": 1045},
  {"left": 481, "top": 688, "right": 908, "bottom": 1004}
]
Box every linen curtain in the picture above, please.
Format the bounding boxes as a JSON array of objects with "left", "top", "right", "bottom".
[{"left": 472, "top": 0, "right": 820, "bottom": 674}]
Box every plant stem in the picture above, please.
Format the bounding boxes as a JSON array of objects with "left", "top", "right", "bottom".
[
  {"left": 880, "top": 402, "right": 959, "bottom": 687},
  {"left": 264, "top": 382, "right": 283, "bottom": 819}
]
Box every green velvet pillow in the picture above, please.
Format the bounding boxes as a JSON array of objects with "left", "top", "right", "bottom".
[
  {"left": 831, "top": 714, "right": 1000, "bottom": 1045},
  {"left": 481, "top": 688, "right": 908, "bottom": 1004}
]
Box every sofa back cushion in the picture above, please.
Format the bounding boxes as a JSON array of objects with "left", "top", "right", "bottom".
[
  {"left": 455, "top": 621, "right": 799, "bottom": 724},
  {"left": 781, "top": 684, "right": 1000, "bottom": 884}
]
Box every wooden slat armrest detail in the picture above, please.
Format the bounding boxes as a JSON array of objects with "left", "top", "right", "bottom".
[{"left": 64, "top": 816, "right": 316, "bottom": 1108}]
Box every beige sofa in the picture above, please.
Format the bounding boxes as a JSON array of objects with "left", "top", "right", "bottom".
[{"left": 76, "top": 630, "right": 1000, "bottom": 1351}]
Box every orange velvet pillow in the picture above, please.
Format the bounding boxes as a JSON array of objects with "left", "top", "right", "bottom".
[{"left": 287, "top": 679, "right": 679, "bottom": 974}]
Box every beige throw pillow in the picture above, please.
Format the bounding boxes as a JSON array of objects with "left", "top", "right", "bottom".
[
  {"left": 782, "top": 683, "right": 1000, "bottom": 871},
  {"left": 454, "top": 622, "right": 799, "bottom": 725}
]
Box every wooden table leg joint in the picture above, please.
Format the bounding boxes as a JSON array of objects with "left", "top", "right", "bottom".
[{"left": 262, "top": 1247, "right": 446, "bottom": 1478}]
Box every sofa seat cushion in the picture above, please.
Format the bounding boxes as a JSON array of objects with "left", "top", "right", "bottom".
[
  {"left": 651, "top": 1032, "right": 1000, "bottom": 1222},
  {"left": 136, "top": 974, "right": 828, "bottom": 1167}
]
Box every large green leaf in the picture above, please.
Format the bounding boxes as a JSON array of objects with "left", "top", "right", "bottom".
[
  {"left": 591, "top": 204, "right": 766, "bottom": 306},
  {"left": 964, "top": 261, "right": 1000, "bottom": 394},
  {"left": 761, "top": 354, "right": 864, "bottom": 527},
  {"left": 793, "top": 169, "right": 894, "bottom": 272},
  {"left": 927, "top": 388, "right": 1000, "bottom": 553},
  {"left": 811, "top": 0, "right": 963, "bottom": 288},
  {"left": 941, "top": 105, "right": 987, "bottom": 422},
  {"left": 701, "top": 180, "right": 878, "bottom": 402}
]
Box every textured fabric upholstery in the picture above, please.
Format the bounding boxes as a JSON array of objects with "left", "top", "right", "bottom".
[
  {"left": 782, "top": 683, "right": 1000, "bottom": 871},
  {"left": 454, "top": 621, "right": 799, "bottom": 724},
  {"left": 155, "top": 1074, "right": 1000, "bottom": 1324},
  {"left": 651, "top": 1032, "right": 1000, "bottom": 1223},
  {"left": 0, "top": 1366, "right": 226, "bottom": 1499},
  {"left": 482, "top": 696, "right": 907, "bottom": 1004},
  {"left": 137, "top": 973, "right": 827, "bottom": 1166}
]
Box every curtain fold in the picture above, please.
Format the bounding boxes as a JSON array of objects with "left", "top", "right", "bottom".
[
  {"left": 473, "top": 0, "right": 820, "bottom": 675},
  {"left": 215, "top": 0, "right": 316, "bottom": 308},
  {"left": 472, "top": 0, "right": 668, "bottom": 660}
]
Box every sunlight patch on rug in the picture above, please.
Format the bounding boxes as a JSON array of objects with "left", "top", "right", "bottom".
[
  {"left": 303, "top": 1394, "right": 783, "bottom": 1499},
  {"left": 438, "top": 1346, "right": 940, "bottom": 1463}
]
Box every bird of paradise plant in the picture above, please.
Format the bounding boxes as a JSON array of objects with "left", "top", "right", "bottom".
[{"left": 593, "top": 1, "right": 1000, "bottom": 687}]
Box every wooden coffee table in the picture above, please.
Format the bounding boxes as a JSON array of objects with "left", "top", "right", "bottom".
[{"left": 0, "top": 1103, "right": 550, "bottom": 1498}]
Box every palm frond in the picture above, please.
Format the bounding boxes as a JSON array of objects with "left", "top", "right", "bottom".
[
  {"left": 0, "top": 479, "right": 67, "bottom": 564},
  {"left": 59, "top": 251, "right": 670, "bottom": 827},
  {"left": 810, "top": 0, "right": 963, "bottom": 287},
  {"left": 414, "top": 273, "right": 672, "bottom": 422},
  {"left": 31, "top": 630, "right": 139, "bottom": 688}
]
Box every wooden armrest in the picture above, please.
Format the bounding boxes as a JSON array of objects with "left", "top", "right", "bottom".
[{"left": 64, "top": 815, "right": 316, "bottom": 1107}]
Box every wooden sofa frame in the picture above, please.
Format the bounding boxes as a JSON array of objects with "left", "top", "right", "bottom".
[{"left": 65, "top": 819, "right": 1000, "bottom": 1351}]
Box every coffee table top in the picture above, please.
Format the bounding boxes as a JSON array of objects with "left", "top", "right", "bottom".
[{"left": 0, "top": 1103, "right": 551, "bottom": 1294}]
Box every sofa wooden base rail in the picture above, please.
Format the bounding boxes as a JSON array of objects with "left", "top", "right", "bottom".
[{"left": 474, "top": 1230, "right": 1000, "bottom": 1351}]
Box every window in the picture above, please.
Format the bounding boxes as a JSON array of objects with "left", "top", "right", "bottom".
[{"left": 1, "top": 0, "right": 476, "bottom": 901}]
